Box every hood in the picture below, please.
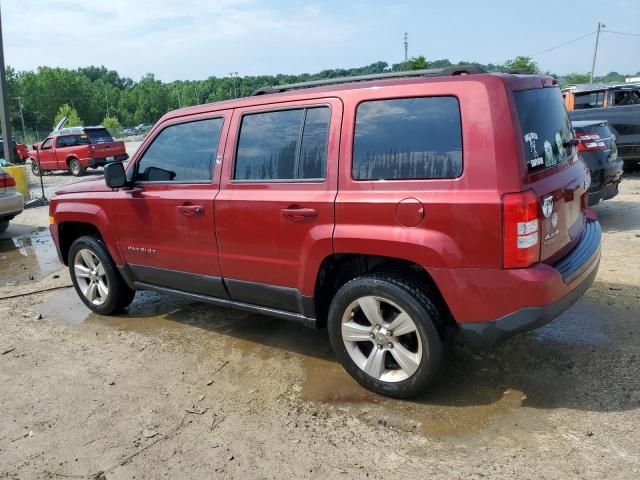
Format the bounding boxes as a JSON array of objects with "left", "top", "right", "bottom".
[{"left": 55, "top": 178, "right": 111, "bottom": 195}]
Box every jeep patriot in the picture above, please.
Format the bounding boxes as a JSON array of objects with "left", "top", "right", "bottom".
[{"left": 49, "top": 67, "right": 601, "bottom": 398}]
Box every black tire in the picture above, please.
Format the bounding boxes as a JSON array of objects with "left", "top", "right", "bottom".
[
  {"left": 69, "top": 158, "right": 85, "bottom": 177},
  {"left": 30, "top": 160, "right": 41, "bottom": 176},
  {"left": 68, "top": 235, "right": 135, "bottom": 315},
  {"left": 0, "top": 220, "right": 9, "bottom": 233},
  {"left": 327, "top": 273, "right": 444, "bottom": 398}
]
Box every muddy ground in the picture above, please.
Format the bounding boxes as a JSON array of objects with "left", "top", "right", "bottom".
[{"left": 1, "top": 166, "right": 639, "bottom": 479}]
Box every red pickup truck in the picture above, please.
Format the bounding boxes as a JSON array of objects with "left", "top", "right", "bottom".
[{"left": 29, "top": 126, "right": 128, "bottom": 176}]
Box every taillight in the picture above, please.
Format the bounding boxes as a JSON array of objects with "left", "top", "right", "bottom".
[
  {"left": 575, "top": 132, "right": 606, "bottom": 152},
  {"left": 502, "top": 190, "right": 540, "bottom": 269},
  {"left": 0, "top": 173, "right": 16, "bottom": 188}
]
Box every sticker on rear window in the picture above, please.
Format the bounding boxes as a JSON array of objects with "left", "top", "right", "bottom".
[
  {"left": 543, "top": 140, "right": 554, "bottom": 167},
  {"left": 524, "top": 132, "right": 544, "bottom": 168}
]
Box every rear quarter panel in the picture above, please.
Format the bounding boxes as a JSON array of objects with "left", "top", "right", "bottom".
[{"left": 334, "top": 75, "right": 522, "bottom": 271}]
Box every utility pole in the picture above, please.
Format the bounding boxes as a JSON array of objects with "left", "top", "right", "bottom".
[
  {"left": 229, "top": 72, "right": 238, "bottom": 97},
  {"left": 404, "top": 32, "right": 408, "bottom": 62},
  {"left": 590, "top": 22, "right": 605, "bottom": 83},
  {"left": 105, "top": 86, "right": 110, "bottom": 117},
  {"left": 0, "top": 3, "right": 14, "bottom": 163},
  {"left": 15, "top": 97, "right": 26, "bottom": 141}
]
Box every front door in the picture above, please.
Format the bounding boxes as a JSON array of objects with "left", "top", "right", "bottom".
[
  {"left": 215, "top": 98, "right": 341, "bottom": 314},
  {"left": 113, "top": 111, "right": 231, "bottom": 298},
  {"left": 37, "top": 138, "right": 56, "bottom": 169}
]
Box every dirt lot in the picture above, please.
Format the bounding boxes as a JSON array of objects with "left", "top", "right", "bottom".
[{"left": 1, "top": 163, "right": 639, "bottom": 479}]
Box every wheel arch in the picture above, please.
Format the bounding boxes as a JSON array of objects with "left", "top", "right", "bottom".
[
  {"left": 313, "top": 253, "right": 456, "bottom": 333},
  {"left": 54, "top": 206, "right": 122, "bottom": 266}
]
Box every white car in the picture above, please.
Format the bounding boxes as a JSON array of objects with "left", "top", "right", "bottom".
[{"left": 0, "top": 167, "right": 23, "bottom": 233}]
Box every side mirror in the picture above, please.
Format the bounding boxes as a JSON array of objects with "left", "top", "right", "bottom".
[
  {"left": 33, "top": 144, "right": 39, "bottom": 150},
  {"left": 104, "top": 162, "right": 127, "bottom": 189}
]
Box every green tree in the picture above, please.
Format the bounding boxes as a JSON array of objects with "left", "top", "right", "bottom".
[
  {"left": 563, "top": 73, "right": 591, "bottom": 86},
  {"left": 53, "top": 103, "right": 83, "bottom": 128},
  {"left": 500, "top": 56, "right": 539, "bottom": 74},
  {"left": 102, "top": 115, "right": 122, "bottom": 137}
]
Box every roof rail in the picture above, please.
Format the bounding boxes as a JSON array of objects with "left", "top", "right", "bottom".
[{"left": 251, "top": 64, "right": 487, "bottom": 96}]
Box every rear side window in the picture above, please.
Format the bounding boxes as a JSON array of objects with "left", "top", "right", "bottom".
[
  {"left": 514, "top": 88, "right": 573, "bottom": 173},
  {"left": 135, "top": 118, "right": 223, "bottom": 182},
  {"left": 574, "top": 91, "right": 605, "bottom": 110},
  {"left": 234, "top": 107, "right": 330, "bottom": 181},
  {"left": 85, "top": 128, "right": 114, "bottom": 143},
  {"left": 56, "top": 135, "right": 91, "bottom": 148},
  {"left": 353, "top": 97, "right": 462, "bottom": 180}
]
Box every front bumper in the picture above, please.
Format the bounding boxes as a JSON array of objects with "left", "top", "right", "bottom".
[
  {"left": 0, "top": 191, "right": 24, "bottom": 219},
  {"left": 458, "top": 219, "right": 601, "bottom": 350}
]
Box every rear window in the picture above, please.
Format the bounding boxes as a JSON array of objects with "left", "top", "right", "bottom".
[
  {"left": 514, "top": 88, "right": 573, "bottom": 173},
  {"left": 352, "top": 97, "right": 462, "bottom": 180},
  {"left": 85, "top": 128, "right": 114, "bottom": 143}
]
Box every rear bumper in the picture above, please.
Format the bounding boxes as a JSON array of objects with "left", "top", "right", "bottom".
[
  {"left": 0, "top": 191, "right": 24, "bottom": 219},
  {"left": 85, "top": 154, "right": 129, "bottom": 167},
  {"left": 450, "top": 219, "right": 601, "bottom": 349}
]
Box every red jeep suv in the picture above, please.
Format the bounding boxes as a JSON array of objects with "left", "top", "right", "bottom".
[{"left": 48, "top": 67, "right": 601, "bottom": 398}]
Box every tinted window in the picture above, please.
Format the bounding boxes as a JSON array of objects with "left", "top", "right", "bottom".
[
  {"left": 85, "top": 128, "right": 114, "bottom": 143},
  {"left": 353, "top": 97, "right": 462, "bottom": 180},
  {"left": 135, "top": 118, "right": 223, "bottom": 182},
  {"left": 574, "top": 91, "right": 604, "bottom": 110},
  {"left": 514, "top": 88, "right": 573, "bottom": 173},
  {"left": 234, "top": 107, "right": 329, "bottom": 181},
  {"left": 56, "top": 135, "right": 91, "bottom": 148}
]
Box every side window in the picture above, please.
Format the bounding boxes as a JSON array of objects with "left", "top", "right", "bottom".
[
  {"left": 353, "top": 97, "right": 462, "bottom": 180},
  {"left": 135, "top": 118, "right": 223, "bottom": 182},
  {"left": 574, "top": 91, "right": 605, "bottom": 110},
  {"left": 56, "top": 137, "right": 69, "bottom": 148},
  {"left": 234, "top": 106, "right": 330, "bottom": 181},
  {"left": 41, "top": 138, "right": 53, "bottom": 150}
]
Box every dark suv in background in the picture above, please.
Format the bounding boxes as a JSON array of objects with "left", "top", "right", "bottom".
[{"left": 572, "top": 120, "right": 623, "bottom": 205}]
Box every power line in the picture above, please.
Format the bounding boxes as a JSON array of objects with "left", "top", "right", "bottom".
[
  {"left": 527, "top": 31, "right": 596, "bottom": 57},
  {"left": 603, "top": 29, "right": 640, "bottom": 37}
]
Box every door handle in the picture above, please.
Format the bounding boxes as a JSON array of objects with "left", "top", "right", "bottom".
[
  {"left": 281, "top": 206, "right": 318, "bottom": 220},
  {"left": 178, "top": 204, "right": 205, "bottom": 216}
]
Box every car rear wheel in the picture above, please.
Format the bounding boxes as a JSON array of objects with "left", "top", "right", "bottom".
[
  {"left": 69, "top": 158, "right": 85, "bottom": 177},
  {"left": 68, "top": 236, "right": 135, "bottom": 315},
  {"left": 327, "top": 273, "right": 444, "bottom": 398},
  {"left": 0, "top": 220, "right": 9, "bottom": 233}
]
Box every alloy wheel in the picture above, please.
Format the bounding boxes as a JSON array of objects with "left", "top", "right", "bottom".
[
  {"left": 341, "top": 295, "right": 423, "bottom": 382},
  {"left": 73, "top": 249, "right": 109, "bottom": 305}
]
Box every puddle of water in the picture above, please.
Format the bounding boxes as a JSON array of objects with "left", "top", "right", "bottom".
[
  {"left": 39, "top": 287, "right": 530, "bottom": 439},
  {"left": 0, "top": 227, "right": 61, "bottom": 286},
  {"left": 301, "top": 355, "right": 524, "bottom": 437}
]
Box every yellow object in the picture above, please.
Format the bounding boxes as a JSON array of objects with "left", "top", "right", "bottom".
[
  {"left": 4, "top": 165, "right": 29, "bottom": 199},
  {"left": 49, "top": 216, "right": 55, "bottom": 225}
]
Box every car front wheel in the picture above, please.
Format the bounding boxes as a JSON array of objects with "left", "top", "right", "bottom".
[
  {"left": 68, "top": 236, "right": 135, "bottom": 315},
  {"left": 328, "top": 273, "right": 444, "bottom": 398}
]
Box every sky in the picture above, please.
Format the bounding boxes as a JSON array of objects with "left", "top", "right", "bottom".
[{"left": 4, "top": 0, "right": 640, "bottom": 82}]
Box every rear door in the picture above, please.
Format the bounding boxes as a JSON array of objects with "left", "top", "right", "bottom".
[
  {"left": 215, "top": 99, "right": 341, "bottom": 312},
  {"left": 514, "top": 86, "right": 589, "bottom": 263}
]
